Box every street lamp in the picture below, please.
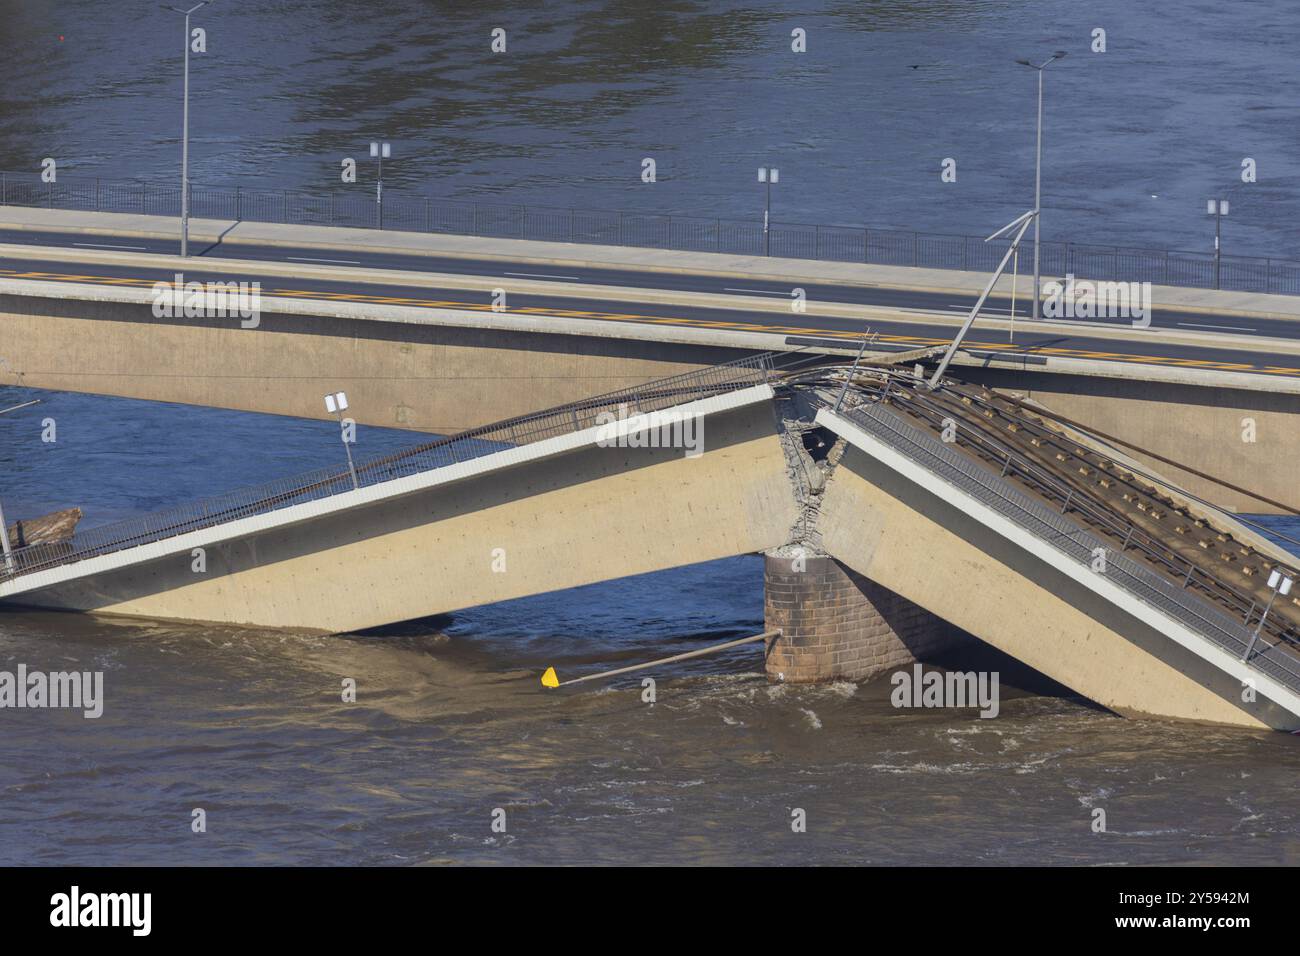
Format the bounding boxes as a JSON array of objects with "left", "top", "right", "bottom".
[
  {"left": 370, "top": 141, "right": 391, "bottom": 229},
  {"left": 324, "top": 391, "right": 359, "bottom": 490},
  {"left": 758, "top": 166, "right": 779, "bottom": 256},
  {"left": 1207, "top": 198, "right": 1230, "bottom": 289},
  {"left": 164, "top": 1, "right": 211, "bottom": 258},
  {"left": 1015, "top": 51, "right": 1067, "bottom": 319},
  {"left": 1243, "top": 568, "right": 1293, "bottom": 662}
]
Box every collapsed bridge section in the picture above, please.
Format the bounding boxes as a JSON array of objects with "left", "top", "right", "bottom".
[{"left": 805, "top": 368, "right": 1300, "bottom": 730}]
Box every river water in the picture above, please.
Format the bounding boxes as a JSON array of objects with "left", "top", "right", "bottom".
[
  {"left": 2, "top": 1, "right": 1299, "bottom": 865},
  {"left": 1, "top": 0, "right": 1299, "bottom": 256},
  {"left": 1, "top": 389, "right": 1298, "bottom": 866}
]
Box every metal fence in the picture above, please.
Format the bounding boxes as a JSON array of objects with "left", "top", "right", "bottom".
[
  {"left": 3, "top": 170, "right": 1298, "bottom": 296},
  {"left": 1, "top": 353, "right": 773, "bottom": 582},
  {"left": 834, "top": 394, "right": 1300, "bottom": 693}
]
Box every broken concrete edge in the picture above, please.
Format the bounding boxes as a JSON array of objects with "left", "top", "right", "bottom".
[
  {"left": 813, "top": 405, "right": 1300, "bottom": 725},
  {"left": 0, "top": 384, "right": 775, "bottom": 601},
  {"left": 0, "top": 206, "right": 1295, "bottom": 321},
  {"left": 3, "top": 277, "right": 1298, "bottom": 396}
]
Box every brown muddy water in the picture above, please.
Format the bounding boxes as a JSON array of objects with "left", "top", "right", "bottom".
[{"left": 3, "top": 581, "right": 1298, "bottom": 866}]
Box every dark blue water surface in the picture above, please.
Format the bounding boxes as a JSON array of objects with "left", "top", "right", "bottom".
[{"left": 1, "top": 0, "right": 1298, "bottom": 257}]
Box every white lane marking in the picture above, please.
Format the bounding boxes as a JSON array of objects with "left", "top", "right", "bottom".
[
  {"left": 504, "top": 272, "right": 582, "bottom": 281},
  {"left": 288, "top": 256, "right": 362, "bottom": 265},
  {"left": 1177, "top": 322, "right": 1256, "bottom": 332},
  {"left": 74, "top": 242, "right": 147, "bottom": 251},
  {"left": 725, "top": 287, "right": 790, "bottom": 296}
]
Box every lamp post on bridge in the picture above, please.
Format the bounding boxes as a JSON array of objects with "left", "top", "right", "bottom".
[
  {"left": 371, "top": 141, "right": 391, "bottom": 230},
  {"left": 1207, "top": 198, "right": 1230, "bottom": 290},
  {"left": 164, "top": 1, "right": 212, "bottom": 258},
  {"left": 324, "top": 391, "right": 359, "bottom": 490},
  {"left": 1015, "top": 51, "right": 1067, "bottom": 319},
  {"left": 1242, "top": 568, "right": 1293, "bottom": 663},
  {"left": 758, "top": 166, "right": 779, "bottom": 256}
]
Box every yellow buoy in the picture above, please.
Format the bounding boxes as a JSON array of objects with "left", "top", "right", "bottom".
[{"left": 540, "top": 666, "right": 559, "bottom": 689}]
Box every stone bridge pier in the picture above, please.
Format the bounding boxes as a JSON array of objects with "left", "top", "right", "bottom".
[{"left": 763, "top": 550, "right": 967, "bottom": 683}]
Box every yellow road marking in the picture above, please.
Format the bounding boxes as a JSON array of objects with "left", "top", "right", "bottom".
[{"left": 6, "top": 267, "right": 1296, "bottom": 378}]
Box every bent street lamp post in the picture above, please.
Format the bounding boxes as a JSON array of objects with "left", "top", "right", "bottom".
[
  {"left": 164, "top": 1, "right": 210, "bottom": 258},
  {"left": 929, "top": 208, "right": 1037, "bottom": 389},
  {"left": 1016, "top": 51, "right": 1067, "bottom": 319}
]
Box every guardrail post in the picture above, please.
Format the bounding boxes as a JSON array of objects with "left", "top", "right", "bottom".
[
  {"left": 473, "top": 204, "right": 480, "bottom": 236},
  {"left": 329, "top": 192, "right": 334, "bottom": 224},
  {"left": 716, "top": 218, "right": 721, "bottom": 252},
  {"left": 568, "top": 207, "right": 575, "bottom": 242},
  {"left": 1, "top": 171, "right": 6, "bottom": 205},
  {"left": 618, "top": 211, "right": 624, "bottom": 245},
  {"left": 425, "top": 197, "right": 431, "bottom": 232},
  {"left": 863, "top": 228, "right": 869, "bottom": 263},
  {"left": 235, "top": 185, "right": 242, "bottom": 221},
  {"left": 283, "top": 190, "right": 289, "bottom": 222},
  {"left": 912, "top": 232, "right": 918, "bottom": 267},
  {"left": 95, "top": 178, "right": 101, "bottom": 211}
]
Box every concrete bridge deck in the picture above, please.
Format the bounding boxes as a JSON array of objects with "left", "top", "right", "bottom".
[
  {"left": 2, "top": 352, "right": 1297, "bottom": 730},
  {"left": 5, "top": 231, "right": 1300, "bottom": 513},
  {"left": 811, "top": 382, "right": 1300, "bottom": 730},
  {"left": 0, "top": 355, "right": 797, "bottom": 632}
]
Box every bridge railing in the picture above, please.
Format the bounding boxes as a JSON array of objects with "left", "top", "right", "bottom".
[
  {"left": 0, "top": 353, "right": 774, "bottom": 582},
  {"left": 2, "top": 170, "right": 1298, "bottom": 296},
  {"left": 832, "top": 390, "right": 1300, "bottom": 693}
]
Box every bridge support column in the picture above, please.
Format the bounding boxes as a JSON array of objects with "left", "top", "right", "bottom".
[{"left": 764, "top": 552, "right": 964, "bottom": 683}]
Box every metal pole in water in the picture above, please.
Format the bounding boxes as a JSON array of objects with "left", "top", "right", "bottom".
[
  {"left": 0, "top": 399, "right": 41, "bottom": 417},
  {"left": 541, "top": 630, "right": 781, "bottom": 689}
]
